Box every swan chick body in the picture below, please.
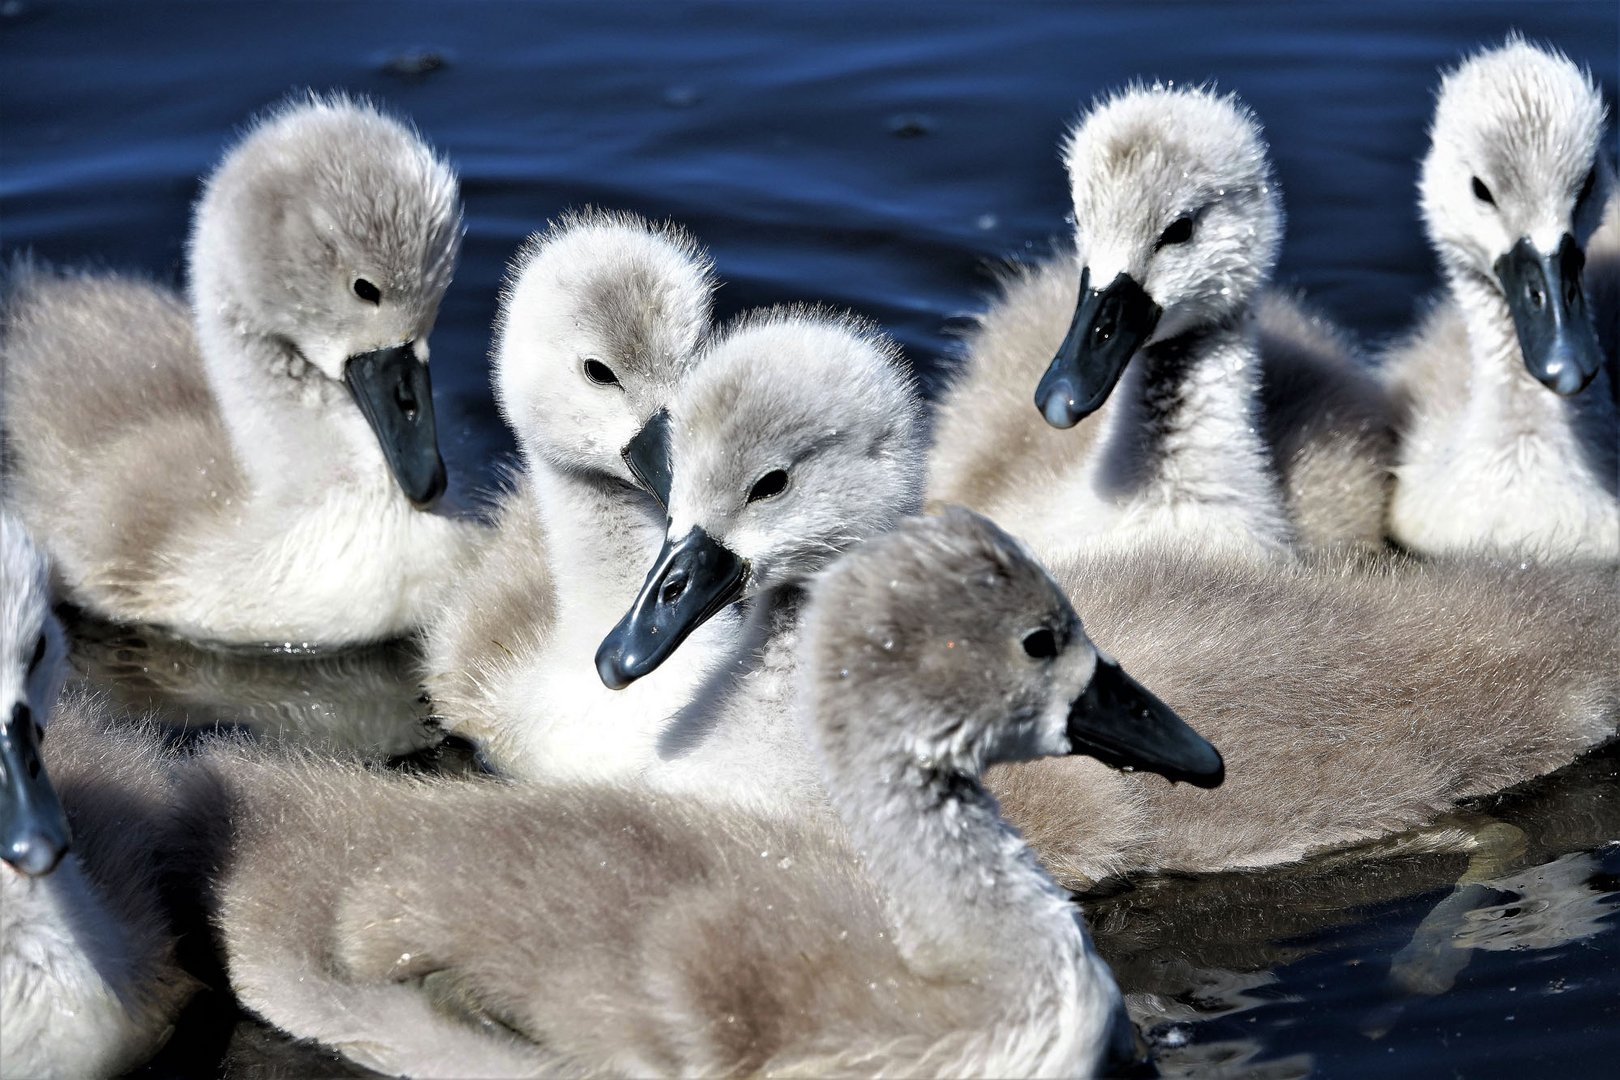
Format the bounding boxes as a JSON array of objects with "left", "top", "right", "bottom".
[
  {"left": 189, "top": 508, "right": 1223, "bottom": 1078},
  {"left": 2, "top": 95, "right": 482, "bottom": 646},
  {"left": 930, "top": 85, "right": 1393, "bottom": 556},
  {"left": 992, "top": 540, "right": 1619, "bottom": 890},
  {"left": 1, "top": 510, "right": 195, "bottom": 1078},
  {"left": 593, "top": 307, "right": 925, "bottom": 812},
  {"left": 1386, "top": 38, "right": 1619, "bottom": 560},
  {"left": 423, "top": 211, "right": 739, "bottom": 781}
]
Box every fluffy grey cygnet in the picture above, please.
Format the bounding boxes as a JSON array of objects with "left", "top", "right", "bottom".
[
  {"left": 929, "top": 84, "right": 1394, "bottom": 557},
  {"left": 182, "top": 507, "right": 1222, "bottom": 1078},
  {"left": 1385, "top": 37, "right": 1619, "bottom": 560},
  {"left": 592, "top": 306, "right": 925, "bottom": 811},
  {"left": 2, "top": 94, "right": 483, "bottom": 646},
  {"left": 992, "top": 539, "right": 1620, "bottom": 890},
  {"left": 421, "top": 210, "right": 742, "bottom": 780},
  {"left": 0, "top": 509, "right": 196, "bottom": 1078}
]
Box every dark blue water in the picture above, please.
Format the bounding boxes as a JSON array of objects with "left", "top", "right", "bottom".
[{"left": 3, "top": 2, "right": 1617, "bottom": 1077}]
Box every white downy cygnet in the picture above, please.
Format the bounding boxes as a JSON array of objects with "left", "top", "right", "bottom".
[
  {"left": 423, "top": 210, "right": 742, "bottom": 781},
  {"left": 2, "top": 94, "right": 483, "bottom": 646},
  {"left": 184, "top": 508, "right": 1223, "bottom": 1078},
  {"left": 929, "top": 84, "right": 1394, "bottom": 557},
  {"left": 1386, "top": 37, "right": 1619, "bottom": 560},
  {"left": 0, "top": 509, "right": 196, "bottom": 1078},
  {"left": 592, "top": 307, "right": 925, "bottom": 811}
]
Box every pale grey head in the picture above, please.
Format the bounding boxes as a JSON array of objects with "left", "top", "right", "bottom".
[
  {"left": 0, "top": 509, "right": 71, "bottom": 877},
  {"left": 1037, "top": 85, "right": 1283, "bottom": 428},
  {"left": 491, "top": 209, "right": 715, "bottom": 488},
  {"left": 188, "top": 93, "right": 463, "bottom": 504},
  {"left": 802, "top": 506, "right": 1225, "bottom": 788},
  {"left": 1420, "top": 37, "right": 1611, "bottom": 395},
  {"left": 595, "top": 307, "right": 924, "bottom": 688}
]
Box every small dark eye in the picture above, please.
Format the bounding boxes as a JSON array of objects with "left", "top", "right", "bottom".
[
  {"left": 353, "top": 278, "right": 381, "bottom": 304},
  {"left": 1576, "top": 165, "right": 1597, "bottom": 210},
  {"left": 1021, "top": 627, "right": 1059, "bottom": 660},
  {"left": 582, "top": 359, "right": 620, "bottom": 387},
  {"left": 1155, "top": 215, "right": 1194, "bottom": 250},
  {"left": 1471, "top": 177, "right": 1496, "bottom": 206},
  {"left": 28, "top": 634, "right": 46, "bottom": 675},
  {"left": 747, "top": 469, "right": 789, "bottom": 503}
]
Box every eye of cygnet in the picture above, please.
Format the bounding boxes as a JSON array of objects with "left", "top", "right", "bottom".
[
  {"left": 1021, "top": 626, "right": 1060, "bottom": 660},
  {"left": 1470, "top": 177, "right": 1496, "bottom": 206},
  {"left": 583, "top": 359, "right": 621, "bottom": 387},
  {"left": 352, "top": 278, "right": 381, "bottom": 304},
  {"left": 747, "top": 468, "right": 790, "bottom": 503},
  {"left": 1155, "top": 214, "right": 1195, "bottom": 249}
]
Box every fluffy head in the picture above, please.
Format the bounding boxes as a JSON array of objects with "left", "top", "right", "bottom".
[
  {"left": 188, "top": 93, "right": 462, "bottom": 380},
  {"left": 802, "top": 507, "right": 1099, "bottom": 778},
  {"left": 1062, "top": 85, "right": 1282, "bottom": 337},
  {"left": 1420, "top": 37, "right": 1611, "bottom": 286},
  {"left": 493, "top": 210, "right": 715, "bottom": 481},
  {"left": 663, "top": 307, "right": 923, "bottom": 591},
  {"left": 0, "top": 509, "right": 66, "bottom": 733}
]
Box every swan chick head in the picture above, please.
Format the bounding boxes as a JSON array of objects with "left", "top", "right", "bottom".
[
  {"left": 493, "top": 210, "right": 715, "bottom": 485},
  {"left": 594, "top": 308, "right": 923, "bottom": 688},
  {"left": 803, "top": 507, "right": 1224, "bottom": 787},
  {"left": 1420, "top": 37, "right": 1610, "bottom": 395},
  {"left": 1038, "top": 85, "right": 1281, "bottom": 427},
  {"left": 0, "top": 510, "right": 72, "bottom": 877},
  {"left": 189, "top": 94, "right": 463, "bottom": 504}
]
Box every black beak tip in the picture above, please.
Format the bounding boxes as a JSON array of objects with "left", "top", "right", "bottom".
[
  {"left": 5, "top": 833, "right": 68, "bottom": 878},
  {"left": 1538, "top": 355, "right": 1597, "bottom": 398},
  {"left": 1035, "top": 375, "right": 1083, "bottom": 429},
  {"left": 1179, "top": 746, "right": 1225, "bottom": 789},
  {"left": 407, "top": 457, "right": 449, "bottom": 510},
  {"left": 593, "top": 640, "right": 638, "bottom": 691}
]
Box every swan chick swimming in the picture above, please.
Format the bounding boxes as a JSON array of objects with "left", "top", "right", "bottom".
[
  {"left": 1, "top": 509, "right": 195, "bottom": 1078},
  {"left": 592, "top": 307, "right": 924, "bottom": 809},
  {"left": 2, "top": 94, "right": 482, "bottom": 646},
  {"left": 991, "top": 540, "right": 1619, "bottom": 890},
  {"left": 1386, "top": 38, "right": 1618, "bottom": 560},
  {"left": 929, "top": 85, "right": 1393, "bottom": 555},
  {"left": 423, "top": 210, "right": 736, "bottom": 781},
  {"left": 188, "top": 508, "right": 1222, "bottom": 1078}
]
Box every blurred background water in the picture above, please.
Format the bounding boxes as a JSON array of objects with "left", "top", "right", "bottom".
[{"left": 2, "top": 2, "right": 1617, "bottom": 1077}]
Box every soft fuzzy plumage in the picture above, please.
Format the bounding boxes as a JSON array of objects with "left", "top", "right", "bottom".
[
  {"left": 1, "top": 94, "right": 483, "bottom": 646},
  {"left": 420, "top": 210, "right": 740, "bottom": 781},
  {"left": 929, "top": 85, "right": 1393, "bottom": 556},
  {"left": 992, "top": 541, "right": 1619, "bottom": 890},
  {"left": 0, "top": 510, "right": 195, "bottom": 1078},
  {"left": 1386, "top": 38, "right": 1619, "bottom": 559},
  {"left": 184, "top": 509, "right": 1185, "bottom": 1078},
  {"left": 630, "top": 306, "right": 925, "bottom": 812}
]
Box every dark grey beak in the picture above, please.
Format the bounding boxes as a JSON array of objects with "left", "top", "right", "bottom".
[
  {"left": 343, "top": 342, "right": 448, "bottom": 508},
  {"left": 1035, "top": 267, "right": 1162, "bottom": 429},
  {"left": 1494, "top": 234, "right": 1603, "bottom": 397},
  {"left": 1066, "top": 657, "right": 1224, "bottom": 788},
  {"left": 595, "top": 527, "right": 748, "bottom": 689},
  {"left": 0, "top": 703, "right": 71, "bottom": 878},
  {"left": 623, "top": 408, "right": 674, "bottom": 508}
]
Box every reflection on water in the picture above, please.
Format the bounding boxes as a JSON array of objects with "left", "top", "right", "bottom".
[
  {"left": 1089, "top": 745, "right": 1620, "bottom": 1077},
  {"left": 3, "top": 0, "right": 1616, "bottom": 1076}
]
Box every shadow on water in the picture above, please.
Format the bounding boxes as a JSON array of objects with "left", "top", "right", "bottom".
[{"left": 2, "top": 1, "right": 1616, "bottom": 1077}]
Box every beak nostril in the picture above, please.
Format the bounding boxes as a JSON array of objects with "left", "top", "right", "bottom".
[
  {"left": 395, "top": 383, "right": 419, "bottom": 421},
  {"left": 660, "top": 572, "right": 689, "bottom": 606}
]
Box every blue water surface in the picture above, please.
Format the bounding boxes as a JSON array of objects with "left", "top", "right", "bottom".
[{"left": 3, "top": 2, "right": 1617, "bottom": 1077}]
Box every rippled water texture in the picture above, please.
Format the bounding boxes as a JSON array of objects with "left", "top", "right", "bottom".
[{"left": 3, "top": 2, "right": 1617, "bottom": 1077}]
